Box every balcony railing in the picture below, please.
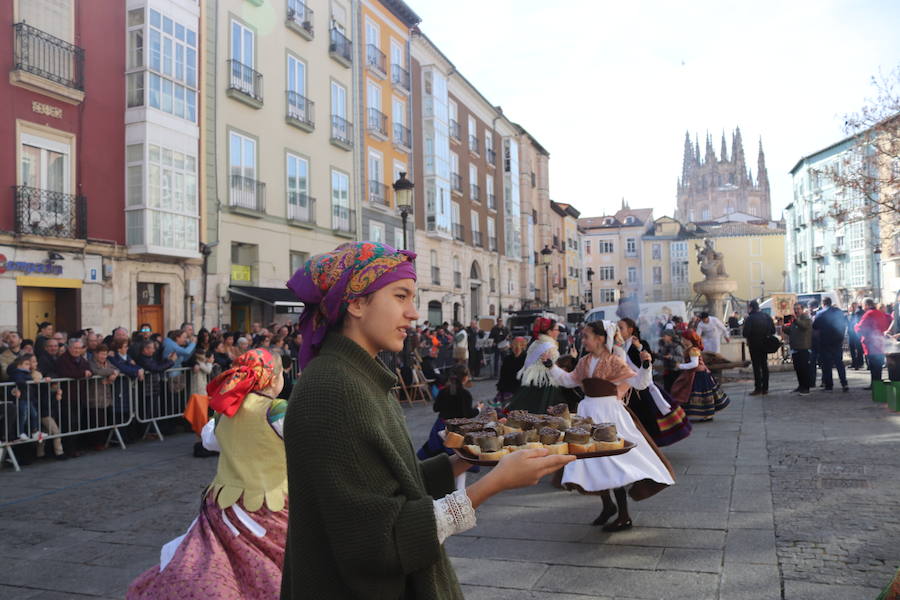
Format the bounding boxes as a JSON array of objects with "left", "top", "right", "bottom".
[
  {"left": 451, "top": 172, "right": 463, "bottom": 193},
  {"left": 329, "top": 28, "right": 352, "bottom": 65},
  {"left": 453, "top": 223, "right": 465, "bottom": 241},
  {"left": 470, "top": 183, "right": 480, "bottom": 202},
  {"left": 13, "top": 22, "right": 84, "bottom": 91},
  {"left": 330, "top": 115, "right": 353, "bottom": 148},
  {"left": 393, "top": 122, "right": 411, "bottom": 149},
  {"left": 286, "top": 91, "right": 314, "bottom": 130},
  {"left": 487, "top": 193, "right": 496, "bottom": 210},
  {"left": 469, "top": 135, "right": 479, "bottom": 154},
  {"left": 473, "top": 231, "right": 483, "bottom": 247},
  {"left": 369, "top": 180, "right": 388, "bottom": 206},
  {"left": 367, "top": 107, "right": 387, "bottom": 137},
  {"left": 14, "top": 186, "right": 86, "bottom": 239},
  {"left": 489, "top": 236, "right": 498, "bottom": 251},
  {"left": 287, "top": 194, "right": 315, "bottom": 224},
  {"left": 391, "top": 63, "right": 410, "bottom": 92},
  {"left": 332, "top": 205, "right": 356, "bottom": 234},
  {"left": 286, "top": 0, "right": 314, "bottom": 38},
  {"left": 486, "top": 148, "right": 496, "bottom": 166},
  {"left": 449, "top": 120, "right": 460, "bottom": 141},
  {"left": 431, "top": 266, "right": 441, "bottom": 285},
  {"left": 454, "top": 271, "right": 462, "bottom": 288},
  {"left": 227, "top": 59, "right": 263, "bottom": 104},
  {"left": 832, "top": 245, "right": 847, "bottom": 255},
  {"left": 366, "top": 44, "right": 386, "bottom": 76},
  {"left": 229, "top": 174, "right": 266, "bottom": 212}
]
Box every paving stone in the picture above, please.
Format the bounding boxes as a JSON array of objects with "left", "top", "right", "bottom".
[
  {"left": 534, "top": 564, "right": 719, "bottom": 599},
  {"left": 726, "top": 511, "right": 774, "bottom": 530},
  {"left": 719, "top": 563, "right": 781, "bottom": 600},
  {"left": 454, "top": 536, "right": 663, "bottom": 570},
  {"left": 461, "top": 585, "right": 616, "bottom": 600},
  {"left": 725, "top": 527, "right": 778, "bottom": 565},
  {"left": 656, "top": 547, "right": 724, "bottom": 573},
  {"left": 450, "top": 556, "right": 548, "bottom": 590},
  {"left": 783, "top": 579, "right": 883, "bottom": 600}
]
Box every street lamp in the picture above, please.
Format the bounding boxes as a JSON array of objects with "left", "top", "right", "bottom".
[
  {"left": 760, "top": 281, "right": 765, "bottom": 298},
  {"left": 586, "top": 267, "right": 594, "bottom": 307},
  {"left": 874, "top": 246, "right": 883, "bottom": 300},
  {"left": 541, "top": 245, "right": 553, "bottom": 307},
  {"left": 393, "top": 172, "right": 414, "bottom": 250}
]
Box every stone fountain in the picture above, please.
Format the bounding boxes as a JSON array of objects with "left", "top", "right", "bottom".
[{"left": 693, "top": 238, "right": 738, "bottom": 320}]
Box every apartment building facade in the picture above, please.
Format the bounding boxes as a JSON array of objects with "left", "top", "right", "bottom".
[
  {"left": 515, "top": 127, "right": 546, "bottom": 309},
  {"left": 555, "top": 202, "right": 584, "bottom": 312},
  {"left": 204, "top": 0, "right": 360, "bottom": 330},
  {"left": 580, "top": 206, "right": 653, "bottom": 307},
  {"left": 410, "top": 31, "right": 522, "bottom": 325},
  {"left": 357, "top": 0, "right": 418, "bottom": 249},
  {"left": 639, "top": 216, "right": 693, "bottom": 303}
]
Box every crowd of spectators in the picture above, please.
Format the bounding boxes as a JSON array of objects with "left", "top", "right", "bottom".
[{"left": 1, "top": 320, "right": 303, "bottom": 465}]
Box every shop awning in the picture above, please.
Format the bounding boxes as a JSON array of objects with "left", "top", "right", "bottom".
[{"left": 229, "top": 286, "right": 304, "bottom": 307}]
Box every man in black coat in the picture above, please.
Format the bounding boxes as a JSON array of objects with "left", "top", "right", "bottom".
[
  {"left": 813, "top": 297, "right": 849, "bottom": 392},
  {"left": 847, "top": 302, "right": 865, "bottom": 369},
  {"left": 488, "top": 318, "right": 509, "bottom": 378},
  {"left": 742, "top": 300, "right": 776, "bottom": 395}
]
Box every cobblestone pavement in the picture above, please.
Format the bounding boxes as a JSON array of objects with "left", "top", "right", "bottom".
[{"left": 0, "top": 368, "right": 898, "bottom": 599}]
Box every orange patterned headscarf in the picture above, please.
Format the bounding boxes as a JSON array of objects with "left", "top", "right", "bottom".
[{"left": 207, "top": 348, "right": 279, "bottom": 417}]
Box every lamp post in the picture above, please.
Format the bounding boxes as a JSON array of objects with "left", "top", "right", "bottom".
[
  {"left": 541, "top": 245, "right": 553, "bottom": 308},
  {"left": 392, "top": 172, "right": 414, "bottom": 250},
  {"left": 874, "top": 246, "right": 883, "bottom": 301},
  {"left": 760, "top": 281, "right": 765, "bottom": 299},
  {"left": 586, "top": 267, "right": 594, "bottom": 308}
]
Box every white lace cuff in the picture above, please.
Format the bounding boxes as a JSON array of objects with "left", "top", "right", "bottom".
[{"left": 433, "top": 489, "right": 476, "bottom": 544}]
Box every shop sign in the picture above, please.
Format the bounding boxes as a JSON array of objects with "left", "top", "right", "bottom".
[
  {"left": 0, "top": 254, "right": 63, "bottom": 275},
  {"left": 231, "top": 264, "right": 252, "bottom": 282}
]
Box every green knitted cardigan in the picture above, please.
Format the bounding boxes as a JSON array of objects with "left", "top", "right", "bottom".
[{"left": 281, "top": 333, "right": 463, "bottom": 600}]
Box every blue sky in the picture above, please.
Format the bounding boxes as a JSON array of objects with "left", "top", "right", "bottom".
[{"left": 412, "top": 0, "right": 900, "bottom": 220}]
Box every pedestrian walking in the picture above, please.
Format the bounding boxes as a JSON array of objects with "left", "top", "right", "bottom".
[
  {"left": 854, "top": 298, "right": 892, "bottom": 389},
  {"left": 742, "top": 300, "right": 776, "bottom": 395},
  {"left": 813, "top": 297, "right": 849, "bottom": 392},
  {"left": 848, "top": 302, "right": 866, "bottom": 369},
  {"left": 782, "top": 303, "right": 812, "bottom": 395}
]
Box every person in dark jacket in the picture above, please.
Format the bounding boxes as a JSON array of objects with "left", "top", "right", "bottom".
[
  {"left": 133, "top": 340, "right": 174, "bottom": 422},
  {"left": 808, "top": 300, "right": 821, "bottom": 388},
  {"left": 782, "top": 303, "right": 812, "bottom": 394},
  {"left": 813, "top": 297, "right": 849, "bottom": 392},
  {"left": 847, "top": 302, "right": 866, "bottom": 369},
  {"left": 742, "top": 300, "right": 775, "bottom": 395}
]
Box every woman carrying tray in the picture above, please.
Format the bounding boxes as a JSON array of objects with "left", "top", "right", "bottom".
[
  {"left": 670, "top": 329, "right": 730, "bottom": 422},
  {"left": 507, "top": 317, "right": 568, "bottom": 414},
  {"left": 618, "top": 318, "right": 692, "bottom": 447},
  {"left": 550, "top": 321, "right": 675, "bottom": 531},
  {"left": 281, "top": 242, "right": 574, "bottom": 600},
  {"left": 127, "top": 348, "right": 288, "bottom": 599}
]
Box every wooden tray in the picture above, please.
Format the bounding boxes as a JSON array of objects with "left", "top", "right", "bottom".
[{"left": 453, "top": 440, "right": 636, "bottom": 467}]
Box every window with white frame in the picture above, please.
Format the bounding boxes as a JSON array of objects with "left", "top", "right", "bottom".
[
  {"left": 651, "top": 266, "right": 662, "bottom": 285},
  {"left": 20, "top": 133, "right": 69, "bottom": 193},
  {"left": 286, "top": 153, "right": 310, "bottom": 220},
  {"left": 125, "top": 142, "right": 199, "bottom": 252},
  {"left": 486, "top": 174, "right": 494, "bottom": 208},
  {"left": 598, "top": 266, "right": 615, "bottom": 280},
  {"left": 599, "top": 240, "right": 614, "bottom": 253},
  {"left": 652, "top": 243, "right": 661, "bottom": 260},
  {"left": 229, "top": 19, "right": 255, "bottom": 96},
  {"left": 132, "top": 8, "right": 197, "bottom": 121},
  {"left": 628, "top": 266, "right": 639, "bottom": 284},
  {"left": 229, "top": 131, "right": 258, "bottom": 208},
  {"left": 625, "top": 238, "right": 637, "bottom": 256},
  {"left": 290, "top": 251, "right": 308, "bottom": 275},
  {"left": 585, "top": 240, "right": 591, "bottom": 254},
  {"left": 369, "top": 221, "right": 385, "bottom": 243},
  {"left": 331, "top": 169, "right": 351, "bottom": 229},
  {"left": 393, "top": 227, "right": 404, "bottom": 248},
  {"left": 671, "top": 241, "right": 688, "bottom": 258},
  {"left": 467, "top": 115, "right": 477, "bottom": 152},
  {"left": 671, "top": 261, "right": 688, "bottom": 283},
  {"left": 487, "top": 217, "right": 495, "bottom": 250},
  {"left": 848, "top": 221, "right": 865, "bottom": 250},
  {"left": 331, "top": 80, "right": 347, "bottom": 119},
  {"left": 599, "top": 288, "right": 616, "bottom": 303},
  {"left": 850, "top": 255, "right": 866, "bottom": 286}
]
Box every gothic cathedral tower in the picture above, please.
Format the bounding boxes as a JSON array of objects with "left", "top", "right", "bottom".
[{"left": 675, "top": 128, "right": 771, "bottom": 222}]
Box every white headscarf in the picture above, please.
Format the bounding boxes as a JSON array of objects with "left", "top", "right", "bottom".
[{"left": 602, "top": 320, "right": 618, "bottom": 353}]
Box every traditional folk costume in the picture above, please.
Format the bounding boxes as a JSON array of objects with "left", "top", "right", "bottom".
[
  {"left": 670, "top": 330, "right": 730, "bottom": 422},
  {"left": 622, "top": 338, "right": 692, "bottom": 447},
  {"left": 507, "top": 319, "right": 566, "bottom": 414},
  {"left": 551, "top": 322, "right": 675, "bottom": 499},
  {"left": 282, "top": 242, "right": 474, "bottom": 600},
  {"left": 127, "top": 349, "right": 288, "bottom": 600}
]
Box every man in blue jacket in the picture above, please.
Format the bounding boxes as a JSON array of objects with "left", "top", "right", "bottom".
[{"left": 812, "top": 297, "right": 849, "bottom": 392}]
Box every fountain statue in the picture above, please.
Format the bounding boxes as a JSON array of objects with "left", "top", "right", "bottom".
[{"left": 693, "top": 239, "right": 737, "bottom": 319}]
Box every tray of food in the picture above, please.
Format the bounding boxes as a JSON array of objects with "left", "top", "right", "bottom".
[{"left": 443, "top": 404, "right": 636, "bottom": 467}]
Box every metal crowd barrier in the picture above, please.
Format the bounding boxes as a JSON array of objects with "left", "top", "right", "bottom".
[{"left": 1, "top": 366, "right": 193, "bottom": 473}]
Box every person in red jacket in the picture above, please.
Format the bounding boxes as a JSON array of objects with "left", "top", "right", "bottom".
[{"left": 854, "top": 298, "right": 892, "bottom": 389}]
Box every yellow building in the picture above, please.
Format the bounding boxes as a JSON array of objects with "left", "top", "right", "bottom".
[
  {"left": 686, "top": 221, "right": 786, "bottom": 301},
  {"left": 580, "top": 205, "right": 653, "bottom": 307},
  {"left": 358, "top": 0, "right": 419, "bottom": 247}
]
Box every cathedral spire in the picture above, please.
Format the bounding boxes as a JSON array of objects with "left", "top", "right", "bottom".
[
  {"left": 720, "top": 130, "right": 728, "bottom": 163},
  {"left": 705, "top": 132, "right": 716, "bottom": 164},
  {"left": 682, "top": 131, "right": 693, "bottom": 183},
  {"left": 757, "top": 137, "right": 769, "bottom": 191},
  {"left": 732, "top": 127, "right": 746, "bottom": 182}
]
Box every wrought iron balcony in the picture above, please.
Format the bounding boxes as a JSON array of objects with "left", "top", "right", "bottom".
[
  {"left": 330, "top": 115, "right": 353, "bottom": 149},
  {"left": 486, "top": 148, "right": 497, "bottom": 166},
  {"left": 286, "top": 0, "right": 314, "bottom": 39},
  {"left": 469, "top": 135, "right": 479, "bottom": 154},
  {"left": 431, "top": 266, "right": 441, "bottom": 286},
  {"left": 470, "top": 183, "right": 480, "bottom": 203},
  {"left": 366, "top": 44, "right": 386, "bottom": 77},
  {"left": 367, "top": 107, "right": 387, "bottom": 138},
  {"left": 391, "top": 64, "right": 410, "bottom": 92},
  {"left": 473, "top": 231, "right": 483, "bottom": 247},
  {"left": 329, "top": 28, "right": 352, "bottom": 66},
  {"left": 453, "top": 223, "right": 465, "bottom": 241},
  {"left": 332, "top": 205, "right": 356, "bottom": 234},
  {"left": 449, "top": 120, "right": 460, "bottom": 141},
  {"left": 487, "top": 193, "right": 496, "bottom": 210},
  {"left": 14, "top": 186, "right": 86, "bottom": 239},
  {"left": 286, "top": 91, "right": 314, "bottom": 131},
  {"left": 227, "top": 59, "right": 263, "bottom": 105},
  {"left": 369, "top": 180, "right": 388, "bottom": 207},
  {"left": 393, "top": 122, "right": 411, "bottom": 150},
  {"left": 13, "top": 22, "right": 84, "bottom": 91},
  {"left": 229, "top": 174, "right": 266, "bottom": 212},
  {"left": 287, "top": 194, "right": 315, "bottom": 225},
  {"left": 451, "top": 173, "right": 463, "bottom": 194}
]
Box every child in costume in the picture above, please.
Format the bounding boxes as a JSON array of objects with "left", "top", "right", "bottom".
[
  {"left": 507, "top": 317, "right": 567, "bottom": 414},
  {"left": 127, "top": 348, "right": 287, "bottom": 599},
  {"left": 670, "top": 329, "right": 730, "bottom": 422}
]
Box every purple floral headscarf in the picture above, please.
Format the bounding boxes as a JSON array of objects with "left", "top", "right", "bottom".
[{"left": 287, "top": 241, "right": 416, "bottom": 368}]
